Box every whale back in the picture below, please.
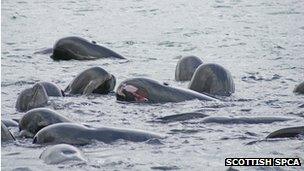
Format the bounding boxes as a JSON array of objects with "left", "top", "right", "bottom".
[
  {"left": 34, "top": 123, "right": 163, "bottom": 145},
  {"left": 266, "top": 126, "right": 304, "bottom": 138},
  {"left": 15, "top": 83, "right": 49, "bottom": 112},
  {"left": 19, "top": 108, "right": 72, "bottom": 137},
  {"left": 294, "top": 82, "right": 304, "bottom": 94},
  {"left": 39, "top": 82, "right": 63, "bottom": 97},
  {"left": 65, "top": 67, "right": 114, "bottom": 95},
  {"left": 189, "top": 63, "right": 235, "bottom": 96},
  {"left": 52, "top": 37, "right": 125, "bottom": 60},
  {"left": 119, "top": 78, "right": 217, "bottom": 103},
  {"left": 33, "top": 123, "right": 90, "bottom": 145},
  {"left": 1, "top": 122, "right": 15, "bottom": 142},
  {"left": 93, "top": 127, "right": 163, "bottom": 143},
  {"left": 175, "top": 56, "right": 203, "bottom": 81}
]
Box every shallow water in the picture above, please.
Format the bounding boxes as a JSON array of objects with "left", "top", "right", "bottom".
[{"left": 1, "top": 0, "right": 304, "bottom": 170}]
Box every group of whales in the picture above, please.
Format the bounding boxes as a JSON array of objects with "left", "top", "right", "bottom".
[{"left": 2, "top": 36, "right": 304, "bottom": 165}]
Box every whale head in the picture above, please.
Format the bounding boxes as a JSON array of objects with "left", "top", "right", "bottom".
[{"left": 116, "top": 80, "right": 149, "bottom": 103}]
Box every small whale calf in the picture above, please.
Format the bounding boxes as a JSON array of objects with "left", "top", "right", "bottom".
[
  {"left": 33, "top": 123, "right": 163, "bottom": 145},
  {"left": 116, "top": 77, "right": 217, "bottom": 103},
  {"left": 65, "top": 67, "right": 116, "bottom": 95},
  {"left": 19, "top": 108, "right": 72, "bottom": 138},
  {"left": 51, "top": 36, "right": 126, "bottom": 60},
  {"left": 40, "top": 144, "right": 86, "bottom": 164}
]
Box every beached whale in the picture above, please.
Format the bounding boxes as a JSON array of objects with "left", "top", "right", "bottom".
[
  {"left": 51, "top": 36, "right": 125, "bottom": 60},
  {"left": 33, "top": 123, "right": 164, "bottom": 145},
  {"left": 116, "top": 78, "right": 217, "bottom": 103}
]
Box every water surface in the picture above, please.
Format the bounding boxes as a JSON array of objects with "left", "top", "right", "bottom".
[{"left": 2, "top": 0, "right": 304, "bottom": 170}]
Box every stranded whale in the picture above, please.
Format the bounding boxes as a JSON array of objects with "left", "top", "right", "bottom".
[
  {"left": 16, "top": 83, "right": 49, "bottom": 112},
  {"left": 65, "top": 67, "right": 116, "bottom": 95},
  {"left": 33, "top": 123, "right": 164, "bottom": 145},
  {"left": 116, "top": 78, "right": 217, "bottom": 103},
  {"left": 51, "top": 37, "right": 125, "bottom": 60},
  {"left": 19, "top": 108, "right": 72, "bottom": 138},
  {"left": 189, "top": 63, "right": 235, "bottom": 96},
  {"left": 266, "top": 126, "right": 304, "bottom": 138}
]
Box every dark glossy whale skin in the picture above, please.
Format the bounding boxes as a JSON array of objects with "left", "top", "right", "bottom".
[
  {"left": 175, "top": 56, "right": 203, "bottom": 81},
  {"left": 15, "top": 83, "right": 49, "bottom": 112},
  {"left": 65, "top": 67, "right": 116, "bottom": 95},
  {"left": 155, "top": 112, "right": 209, "bottom": 123},
  {"left": 33, "top": 123, "right": 163, "bottom": 145},
  {"left": 294, "top": 81, "right": 304, "bottom": 94},
  {"left": 266, "top": 126, "right": 304, "bottom": 138},
  {"left": 200, "top": 116, "right": 294, "bottom": 124},
  {"left": 2, "top": 119, "right": 19, "bottom": 127},
  {"left": 1, "top": 122, "right": 15, "bottom": 142},
  {"left": 189, "top": 63, "right": 235, "bottom": 96},
  {"left": 116, "top": 77, "right": 217, "bottom": 103},
  {"left": 39, "top": 82, "right": 64, "bottom": 97},
  {"left": 19, "top": 108, "right": 72, "bottom": 138},
  {"left": 51, "top": 37, "right": 125, "bottom": 60}
]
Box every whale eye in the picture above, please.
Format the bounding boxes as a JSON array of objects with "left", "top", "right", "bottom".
[{"left": 117, "top": 84, "right": 148, "bottom": 102}]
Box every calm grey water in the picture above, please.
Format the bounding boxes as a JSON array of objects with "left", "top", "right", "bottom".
[{"left": 1, "top": 0, "right": 304, "bottom": 170}]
